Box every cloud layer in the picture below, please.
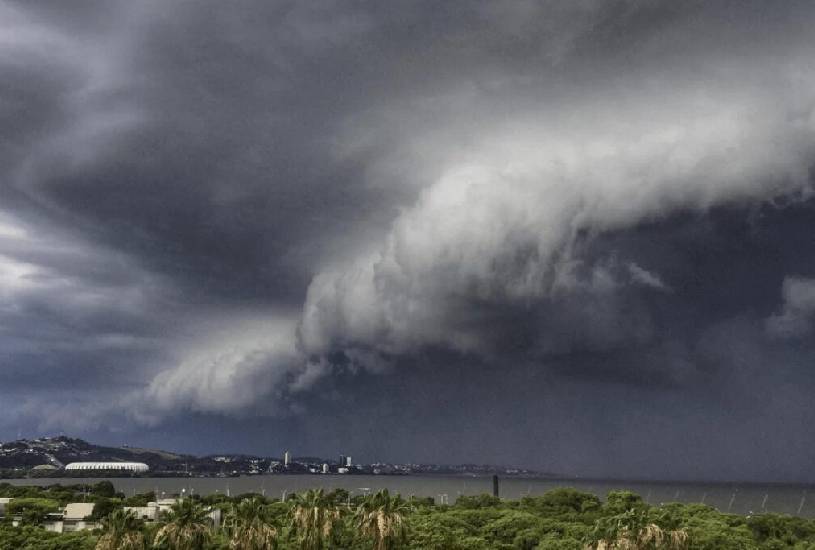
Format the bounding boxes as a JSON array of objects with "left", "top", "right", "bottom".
[{"left": 3, "top": 0, "right": 815, "bottom": 479}]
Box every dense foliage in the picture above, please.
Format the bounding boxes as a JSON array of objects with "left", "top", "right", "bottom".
[{"left": 2, "top": 483, "right": 815, "bottom": 549}]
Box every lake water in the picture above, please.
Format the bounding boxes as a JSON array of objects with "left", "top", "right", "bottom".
[{"left": 4, "top": 476, "right": 814, "bottom": 517}]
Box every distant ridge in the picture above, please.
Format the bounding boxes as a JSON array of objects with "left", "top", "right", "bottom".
[
  {"left": 0, "top": 436, "right": 551, "bottom": 479},
  {"left": 0, "top": 436, "right": 195, "bottom": 472}
]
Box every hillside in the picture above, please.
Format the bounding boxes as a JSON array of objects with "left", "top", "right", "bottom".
[
  {"left": 0, "top": 436, "right": 548, "bottom": 479},
  {"left": 0, "top": 436, "right": 266, "bottom": 476}
]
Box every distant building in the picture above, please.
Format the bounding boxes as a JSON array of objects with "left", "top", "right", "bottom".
[
  {"left": 0, "top": 498, "right": 11, "bottom": 519},
  {"left": 125, "top": 499, "right": 221, "bottom": 529},
  {"left": 32, "top": 503, "right": 98, "bottom": 533},
  {"left": 346, "top": 456, "right": 352, "bottom": 467},
  {"left": 153, "top": 498, "right": 180, "bottom": 514},
  {"left": 125, "top": 505, "right": 160, "bottom": 522},
  {"left": 64, "top": 462, "right": 149, "bottom": 473},
  {"left": 283, "top": 451, "right": 290, "bottom": 467},
  {"left": 322, "top": 463, "right": 329, "bottom": 474}
]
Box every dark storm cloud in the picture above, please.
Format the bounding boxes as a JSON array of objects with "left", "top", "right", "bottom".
[
  {"left": 0, "top": 213, "right": 171, "bottom": 382},
  {"left": 3, "top": 0, "right": 815, "bottom": 480}
]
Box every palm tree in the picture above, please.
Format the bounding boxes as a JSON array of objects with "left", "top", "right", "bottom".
[
  {"left": 153, "top": 498, "right": 212, "bottom": 550},
  {"left": 95, "top": 509, "right": 146, "bottom": 550},
  {"left": 224, "top": 497, "right": 279, "bottom": 550},
  {"left": 354, "top": 490, "right": 411, "bottom": 550},
  {"left": 289, "top": 489, "right": 341, "bottom": 550},
  {"left": 586, "top": 509, "right": 688, "bottom": 550}
]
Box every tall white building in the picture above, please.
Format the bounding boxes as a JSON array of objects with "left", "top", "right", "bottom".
[
  {"left": 346, "top": 456, "right": 352, "bottom": 467},
  {"left": 283, "top": 451, "right": 290, "bottom": 467}
]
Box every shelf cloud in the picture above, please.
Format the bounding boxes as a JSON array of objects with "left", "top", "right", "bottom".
[{"left": 3, "top": 0, "right": 815, "bottom": 479}]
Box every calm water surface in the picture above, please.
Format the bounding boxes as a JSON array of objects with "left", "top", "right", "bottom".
[{"left": 4, "top": 476, "right": 814, "bottom": 517}]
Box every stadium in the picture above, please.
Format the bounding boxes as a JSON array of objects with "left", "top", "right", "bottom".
[{"left": 64, "top": 462, "right": 149, "bottom": 473}]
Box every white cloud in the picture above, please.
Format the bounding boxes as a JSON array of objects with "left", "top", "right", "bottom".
[
  {"left": 766, "top": 277, "right": 815, "bottom": 338},
  {"left": 135, "top": 316, "right": 306, "bottom": 422},
  {"left": 627, "top": 263, "right": 669, "bottom": 292},
  {"left": 300, "top": 65, "right": 815, "bottom": 367}
]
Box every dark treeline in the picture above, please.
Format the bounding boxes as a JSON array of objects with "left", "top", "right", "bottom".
[{"left": 1, "top": 482, "right": 814, "bottom": 549}]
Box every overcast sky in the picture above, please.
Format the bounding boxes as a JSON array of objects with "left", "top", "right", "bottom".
[{"left": 3, "top": 0, "right": 815, "bottom": 482}]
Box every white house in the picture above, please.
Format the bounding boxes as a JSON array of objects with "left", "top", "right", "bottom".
[
  {"left": 42, "top": 503, "right": 98, "bottom": 533},
  {"left": 0, "top": 497, "right": 12, "bottom": 519}
]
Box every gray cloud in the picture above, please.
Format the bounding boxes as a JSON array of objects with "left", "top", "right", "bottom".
[
  {"left": 4, "top": 0, "right": 815, "bottom": 478},
  {"left": 296, "top": 10, "right": 815, "bottom": 372}
]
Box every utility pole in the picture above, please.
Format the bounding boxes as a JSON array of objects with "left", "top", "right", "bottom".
[{"left": 727, "top": 490, "right": 737, "bottom": 513}]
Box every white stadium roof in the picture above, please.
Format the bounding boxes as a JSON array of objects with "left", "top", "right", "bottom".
[{"left": 64, "top": 462, "right": 149, "bottom": 472}]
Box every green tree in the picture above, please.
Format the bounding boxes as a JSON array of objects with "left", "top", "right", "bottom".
[
  {"left": 153, "top": 498, "right": 212, "bottom": 550},
  {"left": 520, "top": 488, "right": 601, "bottom": 518},
  {"left": 123, "top": 492, "right": 155, "bottom": 507},
  {"left": 326, "top": 489, "right": 350, "bottom": 508},
  {"left": 480, "top": 510, "right": 542, "bottom": 547},
  {"left": 406, "top": 511, "right": 481, "bottom": 549},
  {"left": 586, "top": 509, "right": 688, "bottom": 549},
  {"left": 603, "top": 491, "right": 647, "bottom": 516},
  {"left": 0, "top": 524, "right": 97, "bottom": 549},
  {"left": 354, "top": 490, "right": 411, "bottom": 550},
  {"left": 536, "top": 533, "right": 583, "bottom": 550},
  {"left": 224, "top": 497, "right": 279, "bottom": 550},
  {"left": 455, "top": 494, "right": 502, "bottom": 510},
  {"left": 91, "top": 482, "right": 117, "bottom": 499},
  {"left": 90, "top": 498, "right": 120, "bottom": 521},
  {"left": 289, "top": 489, "right": 341, "bottom": 550},
  {"left": 7, "top": 497, "right": 60, "bottom": 525},
  {"left": 95, "top": 509, "right": 146, "bottom": 550}
]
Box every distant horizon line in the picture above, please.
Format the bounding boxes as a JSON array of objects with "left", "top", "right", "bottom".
[{"left": 4, "top": 435, "right": 814, "bottom": 486}]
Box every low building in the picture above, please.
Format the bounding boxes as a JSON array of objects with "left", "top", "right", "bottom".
[
  {"left": 124, "top": 497, "right": 179, "bottom": 520},
  {"left": 125, "top": 498, "right": 221, "bottom": 529},
  {"left": 0, "top": 497, "right": 11, "bottom": 519},
  {"left": 64, "top": 461, "right": 149, "bottom": 473},
  {"left": 124, "top": 504, "right": 160, "bottom": 522},
  {"left": 153, "top": 498, "right": 181, "bottom": 513},
  {"left": 42, "top": 503, "right": 98, "bottom": 533}
]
